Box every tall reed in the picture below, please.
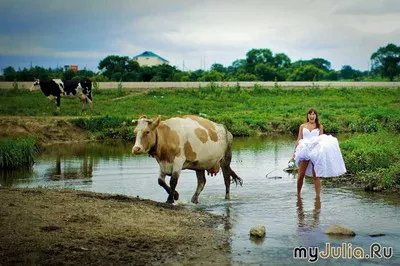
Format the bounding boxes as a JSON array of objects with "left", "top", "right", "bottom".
[{"left": 0, "top": 138, "right": 40, "bottom": 169}]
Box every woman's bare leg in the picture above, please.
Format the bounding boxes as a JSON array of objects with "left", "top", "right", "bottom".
[
  {"left": 297, "top": 160, "right": 309, "bottom": 196},
  {"left": 312, "top": 166, "right": 321, "bottom": 198}
]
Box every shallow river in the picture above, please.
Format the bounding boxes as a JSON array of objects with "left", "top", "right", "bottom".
[{"left": 1, "top": 137, "right": 399, "bottom": 265}]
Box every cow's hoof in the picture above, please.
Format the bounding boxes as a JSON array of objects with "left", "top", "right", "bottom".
[
  {"left": 166, "top": 195, "right": 174, "bottom": 204},
  {"left": 191, "top": 196, "right": 198, "bottom": 204},
  {"left": 173, "top": 191, "right": 179, "bottom": 200}
]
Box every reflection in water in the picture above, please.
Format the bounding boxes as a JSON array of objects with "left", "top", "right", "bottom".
[
  {"left": 297, "top": 196, "right": 321, "bottom": 232},
  {"left": 0, "top": 168, "right": 33, "bottom": 187},
  {"left": 46, "top": 154, "right": 94, "bottom": 181},
  {"left": 0, "top": 141, "right": 133, "bottom": 187}
]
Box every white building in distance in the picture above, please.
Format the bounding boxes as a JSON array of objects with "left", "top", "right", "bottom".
[{"left": 132, "top": 51, "right": 169, "bottom": 67}]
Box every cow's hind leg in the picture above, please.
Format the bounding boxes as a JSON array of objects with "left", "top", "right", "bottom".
[
  {"left": 191, "top": 170, "right": 206, "bottom": 204},
  {"left": 81, "top": 98, "right": 86, "bottom": 112},
  {"left": 158, "top": 175, "right": 179, "bottom": 202},
  {"left": 220, "top": 142, "right": 243, "bottom": 199},
  {"left": 221, "top": 164, "right": 231, "bottom": 200},
  {"left": 87, "top": 98, "right": 94, "bottom": 112}
]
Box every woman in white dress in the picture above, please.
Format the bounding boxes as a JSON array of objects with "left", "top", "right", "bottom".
[{"left": 291, "top": 108, "right": 346, "bottom": 198}]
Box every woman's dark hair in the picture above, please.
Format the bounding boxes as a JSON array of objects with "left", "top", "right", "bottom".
[{"left": 306, "top": 108, "right": 320, "bottom": 129}]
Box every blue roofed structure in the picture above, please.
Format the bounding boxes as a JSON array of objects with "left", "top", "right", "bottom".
[{"left": 132, "top": 51, "right": 169, "bottom": 67}]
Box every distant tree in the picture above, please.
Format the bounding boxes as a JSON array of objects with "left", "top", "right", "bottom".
[
  {"left": 230, "top": 59, "right": 246, "bottom": 71},
  {"left": 370, "top": 43, "right": 400, "bottom": 81},
  {"left": 308, "top": 58, "right": 331, "bottom": 72},
  {"left": 188, "top": 69, "right": 205, "bottom": 81},
  {"left": 150, "top": 65, "right": 177, "bottom": 81},
  {"left": 199, "top": 70, "right": 224, "bottom": 81},
  {"left": 3, "top": 66, "right": 17, "bottom": 81},
  {"left": 236, "top": 70, "right": 258, "bottom": 81},
  {"left": 139, "top": 66, "right": 155, "bottom": 82},
  {"left": 27, "top": 66, "right": 50, "bottom": 80},
  {"left": 98, "top": 55, "right": 133, "bottom": 80},
  {"left": 121, "top": 72, "right": 138, "bottom": 81},
  {"left": 340, "top": 65, "right": 356, "bottom": 80},
  {"left": 172, "top": 72, "right": 190, "bottom": 81},
  {"left": 254, "top": 63, "right": 277, "bottom": 81},
  {"left": 274, "top": 53, "right": 291, "bottom": 68},
  {"left": 211, "top": 63, "right": 226, "bottom": 73},
  {"left": 287, "top": 65, "right": 326, "bottom": 81},
  {"left": 323, "top": 70, "right": 339, "bottom": 81},
  {"left": 73, "top": 69, "right": 96, "bottom": 80},
  {"left": 245, "top": 48, "right": 274, "bottom": 74},
  {"left": 63, "top": 69, "right": 76, "bottom": 80}
]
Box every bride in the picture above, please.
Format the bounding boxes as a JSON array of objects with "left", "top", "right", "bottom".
[{"left": 290, "top": 108, "right": 346, "bottom": 198}]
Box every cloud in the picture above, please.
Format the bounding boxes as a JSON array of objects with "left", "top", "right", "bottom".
[{"left": 0, "top": 0, "right": 399, "bottom": 72}]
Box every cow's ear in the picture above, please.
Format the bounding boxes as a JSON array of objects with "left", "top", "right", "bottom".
[{"left": 149, "top": 115, "right": 161, "bottom": 130}]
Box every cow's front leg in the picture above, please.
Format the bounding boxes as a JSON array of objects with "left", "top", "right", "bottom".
[
  {"left": 158, "top": 174, "right": 179, "bottom": 202},
  {"left": 56, "top": 96, "right": 61, "bottom": 112},
  {"left": 167, "top": 171, "right": 181, "bottom": 204},
  {"left": 191, "top": 170, "right": 206, "bottom": 204}
]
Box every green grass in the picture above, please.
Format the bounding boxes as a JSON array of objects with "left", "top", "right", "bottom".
[
  {"left": 0, "top": 137, "right": 40, "bottom": 169},
  {"left": 340, "top": 131, "right": 400, "bottom": 191},
  {"left": 1, "top": 86, "right": 399, "bottom": 136}
]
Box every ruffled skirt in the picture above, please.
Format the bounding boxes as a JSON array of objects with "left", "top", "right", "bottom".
[{"left": 294, "top": 134, "right": 346, "bottom": 177}]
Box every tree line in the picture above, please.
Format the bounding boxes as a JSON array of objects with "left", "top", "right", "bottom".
[{"left": 1, "top": 43, "right": 399, "bottom": 82}]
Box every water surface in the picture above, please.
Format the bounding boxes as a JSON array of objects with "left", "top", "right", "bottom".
[{"left": 1, "top": 137, "right": 399, "bottom": 265}]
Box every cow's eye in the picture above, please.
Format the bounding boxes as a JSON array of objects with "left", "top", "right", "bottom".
[{"left": 144, "top": 130, "right": 150, "bottom": 135}]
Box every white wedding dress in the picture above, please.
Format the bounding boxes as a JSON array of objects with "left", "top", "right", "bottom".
[{"left": 294, "top": 128, "right": 346, "bottom": 177}]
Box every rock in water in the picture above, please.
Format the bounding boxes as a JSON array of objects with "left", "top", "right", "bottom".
[
  {"left": 325, "top": 224, "right": 355, "bottom": 236},
  {"left": 250, "top": 225, "right": 266, "bottom": 238}
]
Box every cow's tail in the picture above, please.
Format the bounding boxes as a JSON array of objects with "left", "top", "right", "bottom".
[
  {"left": 230, "top": 167, "right": 243, "bottom": 186},
  {"left": 223, "top": 127, "right": 243, "bottom": 186}
]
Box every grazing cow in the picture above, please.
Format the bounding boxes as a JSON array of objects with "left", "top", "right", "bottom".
[
  {"left": 30, "top": 79, "right": 93, "bottom": 112},
  {"left": 132, "top": 115, "right": 243, "bottom": 204}
]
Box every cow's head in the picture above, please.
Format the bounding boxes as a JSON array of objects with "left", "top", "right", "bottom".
[
  {"left": 132, "top": 115, "right": 161, "bottom": 154},
  {"left": 30, "top": 79, "right": 40, "bottom": 91}
]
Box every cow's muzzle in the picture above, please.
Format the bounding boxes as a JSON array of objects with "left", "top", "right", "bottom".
[{"left": 132, "top": 146, "right": 142, "bottom": 154}]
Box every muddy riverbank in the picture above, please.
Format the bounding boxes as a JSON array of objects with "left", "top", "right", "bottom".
[{"left": 0, "top": 187, "right": 231, "bottom": 265}]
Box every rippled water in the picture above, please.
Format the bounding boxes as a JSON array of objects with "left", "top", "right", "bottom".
[{"left": 2, "top": 137, "right": 399, "bottom": 265}]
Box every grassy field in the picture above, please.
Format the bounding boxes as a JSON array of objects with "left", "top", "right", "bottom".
[
  {"left": 0, "top": 85, "right": 399, "bottom": 191},
  {"left": 1, "top": 85, "right": 399, "bottom": 136}
]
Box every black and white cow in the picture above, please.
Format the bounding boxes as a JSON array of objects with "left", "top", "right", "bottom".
[{"left": 30, "top": 79, "right": 93, "bottom": 112}]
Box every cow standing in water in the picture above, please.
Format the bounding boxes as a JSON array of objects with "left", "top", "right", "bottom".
[
  {"left": 30, "top": 79, "right": 93, "bottom": 112},
  {"left": 132, "top": 115, "right": 243, "bottom": 204}
]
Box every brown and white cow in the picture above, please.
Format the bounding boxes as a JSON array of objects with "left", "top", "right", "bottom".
[{"left": 132, "top": 115, "right": 243, "bottom": 204}]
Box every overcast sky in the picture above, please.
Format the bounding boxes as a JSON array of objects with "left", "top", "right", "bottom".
[{"left": 0, "top": 0, "right": 399, "bottom": 73}]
